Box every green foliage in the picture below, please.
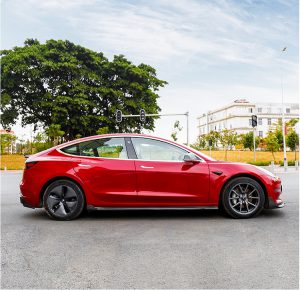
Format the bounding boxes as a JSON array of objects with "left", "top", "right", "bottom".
[
  {"left": 32, "top": 132, "right": 53, "bottom": 152},
  {"left": 96, "top": 127, "right": 109, "bottom": 135},
  {"left": 205, "top": 131, "right": 220, "bottom": 149},
  {"left": 279, "top": 160, "right": 297, "bottom": 166},
  {"left": 265, "top": 131, "right": 280, "bottom": 161},
  {"left": 191, "top": 135, "right": 206, "bottom": 150},
  {"left": 219, "top": 129, "right": 238, "bottom": 160},
  {"left": 0, "top": 133, "right": 17, "bottom": 154},
  {"left": 240, "top": 131, "right": 259, "bottom": 151},
  {"left": 248, "top": 161, "right": 272, "bottom": 166},
  {"left": 1, "top": 39, "right": 167, "bottom": 140},
  {"left": 286, "top": 118, "right": 299, "bottom": 129},
  {"left": 45, "top": 124, "right": 65, "bottom": 145},
  {"left": 286, "top": 130, "right": 299, "bottom": 152}
]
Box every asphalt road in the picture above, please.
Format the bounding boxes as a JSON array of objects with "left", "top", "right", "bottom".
[{"left": 1, "top": 171, "right": 299, "bottom": 289}]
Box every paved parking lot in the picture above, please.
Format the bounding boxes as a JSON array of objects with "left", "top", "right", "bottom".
[{"left": 1, "top": 171, "right": 299, "bottom": 289}]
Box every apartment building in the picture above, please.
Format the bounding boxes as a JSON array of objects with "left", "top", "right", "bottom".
[{"left": 198, "top": 99, "right": 299, "bottom": 138}]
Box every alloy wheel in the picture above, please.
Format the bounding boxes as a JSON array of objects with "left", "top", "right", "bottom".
[
  {"left": 228, "top": 183, "right": 260, "bottom": 215},
  {"left": 46, "top": 185, "right": 78, "bottom": 218}
]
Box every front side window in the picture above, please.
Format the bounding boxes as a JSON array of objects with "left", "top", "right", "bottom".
[
  {"left": 131, "top": 138, "right": 191, "bottom": 161},
  {"left": 61, "top": 138, "right": 128, "bottom": 159}
]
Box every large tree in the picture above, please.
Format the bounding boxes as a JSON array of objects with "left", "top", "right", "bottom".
[{"left": 1, "top": 39, "right": 167, "bottom": 140}]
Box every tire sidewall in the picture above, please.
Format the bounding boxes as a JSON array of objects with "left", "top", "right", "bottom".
[
  {"left": 43, "top": 180, "right": 85, "bottom": 221},
  {"left": 222, "top": 177, "right": 265, "bottom": 219}
]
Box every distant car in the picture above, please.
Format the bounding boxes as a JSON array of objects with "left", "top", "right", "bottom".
[{"left": 20, "top": 134, "right": 284, "bottom": 220}]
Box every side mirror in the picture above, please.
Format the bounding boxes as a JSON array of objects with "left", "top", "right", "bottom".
[{"left": 183, "top": 154, "right": 200, "bottom": 164}]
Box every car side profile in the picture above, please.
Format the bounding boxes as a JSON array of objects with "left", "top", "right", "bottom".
[{"left": 20, "top": 134, "right": 284, "bottom": 220}]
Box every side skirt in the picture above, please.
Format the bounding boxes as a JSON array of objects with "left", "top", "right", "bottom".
[{"left": 87, "top": 205, "right": 218, "bottom": 211}]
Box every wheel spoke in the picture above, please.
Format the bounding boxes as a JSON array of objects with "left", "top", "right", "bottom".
[
  {"left": 64, "top": 187, "right": 77, "bottom": 199},
  {"left": 248, "top": 201, "right": 256, "bottom": 207},
  {"left": 61, "top": 185, "right": 68, "bottom": 198},
  {"left": 48, "top": 195, "right": 60, "bottom": 208},
  {"left": 238, "top": 184, "right": 244, "bottom": 194},
  {"left": 244, "top": 184, "right": 249, "bottom": 193},
  {"left": 63, "top": 202, "right": 71, "bottom": 213},
  {"left": 55, "top": 202, "right": 67, "bottom": 216},
  {"left": 232, "top": 202, "right": 241, "bottom": 208},
  {"left": 248, "top": 189, "right": 256, "bottom": 197},
  {"left": 245, "top": 201, "right": 249, "bottom": 212},
  {"left": 65, "top": 201, "right": 77, "bottom": 210}
]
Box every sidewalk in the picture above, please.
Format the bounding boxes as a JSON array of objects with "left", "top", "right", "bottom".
[{"left": 262, "top": 166, "right": 299, "bottom": 174}]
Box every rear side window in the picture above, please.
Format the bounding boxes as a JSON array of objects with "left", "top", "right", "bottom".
[{"left": 61, "top": 138, "right": 128, "bottom": 159}]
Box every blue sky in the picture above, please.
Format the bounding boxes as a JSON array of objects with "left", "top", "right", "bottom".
[{"left": 2, "top": 0, "right": 299, "bottom": 143}]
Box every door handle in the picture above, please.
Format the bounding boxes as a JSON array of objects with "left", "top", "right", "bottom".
[
  {"left": 78, "top": 164, "right": 91, "bottom": 167},
  {"left": 140, "top": 165, "right": 154, "bottom": 169}
]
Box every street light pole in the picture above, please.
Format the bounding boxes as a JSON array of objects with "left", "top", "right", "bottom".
[
  {"left": 281, "top": 47, "right": 288, "bottom": 171},
  {"left": 186, "top": 111, "right": 189, "bottom": 146}
]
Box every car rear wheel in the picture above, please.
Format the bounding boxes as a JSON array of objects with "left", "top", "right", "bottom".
[
  {"left": 43, "top": 180, "right": 84, "bottom": 221},
  {"left": 221, "top": 177, "right": 265, "bottom": 219}
]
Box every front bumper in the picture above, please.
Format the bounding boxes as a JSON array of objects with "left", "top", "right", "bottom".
[{"left": 266, "top": 196, "right": 285, "bottom": 209}]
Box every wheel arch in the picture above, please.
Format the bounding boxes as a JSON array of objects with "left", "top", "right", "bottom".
[
  {"left": 218, "top": 173, "right": 268, "bottom": 208},
  {"left": 39, "top": 176, "right": 87, "bottom": 208}
]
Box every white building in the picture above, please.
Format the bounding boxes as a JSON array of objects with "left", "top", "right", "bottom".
[{"left": 198, "top": 99, "right": 299, "bottom": 138}]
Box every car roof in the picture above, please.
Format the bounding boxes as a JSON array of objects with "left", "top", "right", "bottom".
[{"left": 57, "top": 133, "right": 174, "bottom": 148}]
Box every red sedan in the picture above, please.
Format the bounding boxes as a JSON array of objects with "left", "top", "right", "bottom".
[{"left": 20, "top": 134, "right": 284, "bottom": 220}]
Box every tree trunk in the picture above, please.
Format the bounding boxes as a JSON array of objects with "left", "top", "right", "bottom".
[{"left": 272, "top": 151, "right": 276, "bottom": 162}]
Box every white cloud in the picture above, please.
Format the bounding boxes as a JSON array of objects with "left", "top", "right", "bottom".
[{"left": 2, "top": 0, "right": 298, "bottom": 142}]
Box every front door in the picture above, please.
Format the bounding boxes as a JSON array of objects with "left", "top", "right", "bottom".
[{"left": 130, "top": 137, "right": 210, "bottom": 206}]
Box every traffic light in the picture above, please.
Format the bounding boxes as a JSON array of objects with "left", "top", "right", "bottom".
[
  {"left": 140, "top": 109, "right": 146, "bottom": 122},
  {"left": 116, "top": 110, "right": 122, "bottom": 123},
  {"left": 251, "top": 115, "right": 257, "bottom": 127}
]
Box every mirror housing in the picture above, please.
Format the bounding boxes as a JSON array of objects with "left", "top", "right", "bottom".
[{"left": 183, "top": 154, "right": 201, "bottom": 164}]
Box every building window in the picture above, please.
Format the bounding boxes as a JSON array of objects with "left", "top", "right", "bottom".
[
  {"left": 268, "top": 118, "right": 271, "bottom": 125},
  {"left": 258, "top": 118, "right": 262, "bottom": 125},
  {"left": 259, "top": 131, "right": 263, "bottom": 137},
  {"left": 257, "top": 107, "right": 262, "bottom": 113},
  {"left": 249, "top": 119, "right": 252, "bottom": 126},
  {"left": 249, "top": 108, "right": 253, "bottom": 113},
  {"left": 286, "top": 108, "right": 290, "bottom": 113}
]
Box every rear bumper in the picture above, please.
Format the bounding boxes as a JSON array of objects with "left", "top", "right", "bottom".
[{"left": 20, "top": 196, "right": 35, "bottom": 209}]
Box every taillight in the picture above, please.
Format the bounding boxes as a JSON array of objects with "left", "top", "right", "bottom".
[{"left": 25, "top": 161, "right": 38, "bottom": 170}]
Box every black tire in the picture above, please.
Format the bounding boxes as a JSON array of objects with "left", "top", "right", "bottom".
[
  {"left": 43, "top": 179, "right": 85, "bottom": 221},
  {"left": 221, "top": 177, "right": 265, "bottom": 219}
]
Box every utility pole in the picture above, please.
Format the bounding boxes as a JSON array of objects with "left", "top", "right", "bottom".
[
  {"left": 281, "top": 46, "right": 288, "bottom": 171},
  {"left": 251, "top": 115, "right": 257, "bottom": 162},
  {"left": 253, "top": 127, "right": 256, "bottom": 162}
]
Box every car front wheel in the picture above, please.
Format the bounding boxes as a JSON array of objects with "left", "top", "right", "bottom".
[
  {"left": 221, "top": 177, "right": 265, "bottom": 219},
  {"left": 43, "top": 180, "right": 85, "bottom": 221}
]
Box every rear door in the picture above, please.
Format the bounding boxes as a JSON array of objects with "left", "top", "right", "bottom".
[
  {"left": 130, "top": 137, "right": 210, "bottom": 206},
  {"left": 62, "top": 137, "right": 137, "bottom": 206}
]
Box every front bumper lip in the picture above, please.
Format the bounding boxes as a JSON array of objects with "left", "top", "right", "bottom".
[
  {"left": 266, "top": 197, "right": 285, "bottom": 209},
  {"left": 275, "top": 199, "right": 285, "bottom": 208}
]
